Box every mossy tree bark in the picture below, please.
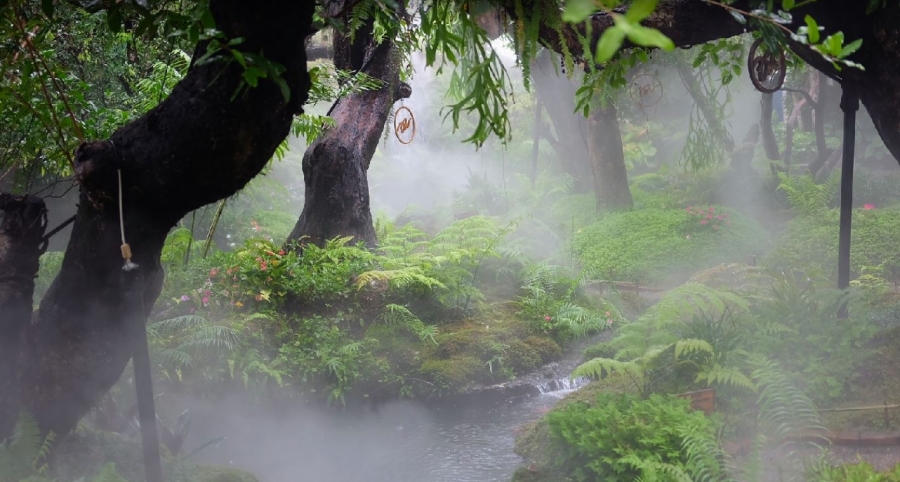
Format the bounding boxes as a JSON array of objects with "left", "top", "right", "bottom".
[
  {"left": 287, "top": 5, "right": 411, "bottom": 248},
  {"left": 531, "top": 50, "right": 593, "bottom": 193},
  {"left": 587, "top": 102, "right": 633, "bottom": 210},
  {"left": 0, "top": 0, "right": 315, "bottom": 440}
]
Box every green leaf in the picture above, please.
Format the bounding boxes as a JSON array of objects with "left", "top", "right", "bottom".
[
  {"left": 563, "top": 0, "right": 597, "bottom": 23},
  {"left": 231, "top": 50, "right": 246, "bottom": 69},
  {"left": 840, "top": 38, "right": 863, "bottom": 58},
  {"left": 804, "top": 15, "right": 820, "bottom": 43},
  {"left": 595, "top": 26, "right": 626, "bottom": 63},
  {"left": 624, "top": 24, "right": 675, "bottom": 50},
  {"left": 782, "top": 0, "right": 795, "bottom": 10},
  {"left": 272, "top": 76, "right": 291, "bottom": 103},
  {"left": 728, "top": 10, "right": 747, "bottom": 24},
  {"left": 625, "top": 0, "right": 658, "bottom": 22}
]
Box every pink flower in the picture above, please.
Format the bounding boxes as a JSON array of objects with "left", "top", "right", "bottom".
[
  {"left": 706, "top": 214, "right": 713, "bottom": 219},
  {"left": 202, "top": 296, "right": 210, "bottom": 304},
  {"left": 209, "top": 268, "right": 219, "bottom": 277},
  {"left": 717, "top": 215, "right": 723, "bottom": 221},
  {"left": 260, "top": 262, "right": 268, "bottom": 271},
  {"left": 708, "top": 207, "right": 715, "bottom": 213},
  {"left": 701, "top": 219, "right": 708, "bottom": 225},
  {"left": 204, "top": 290, "right": 211, "bottom": 296},
  {"left": 544, "top": 315, "right": 552, "bottom": 321},
  {"left": 278, "top": 250, "right": 285, "bottom": 256},
  {"left": 180, "top": 295, "right": 190, "bottom": 302},
  {"left": 864, "top": 203, "right": 876, "bottom": 210}
]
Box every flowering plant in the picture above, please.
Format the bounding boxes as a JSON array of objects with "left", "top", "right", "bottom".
[{"left": 684, "top": 205, "right": 729, "bottom": 232}]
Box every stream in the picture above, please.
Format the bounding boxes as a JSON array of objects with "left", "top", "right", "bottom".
[
  {"left": 187, "top": 335, "right": 606, "bottom": 482},
  {"left": 188, "top": 382, "right": 581, "bottom": 482}
]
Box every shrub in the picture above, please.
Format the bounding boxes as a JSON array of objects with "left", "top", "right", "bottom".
[
  {"left": 546, "top": 393, "right": 728, "bottom": 482},
  {"left": 582, "top": 340, "right": 617, "bottom": 362},
  {"left": 767, "top": 207, "right": 900, "bottom": 283},
  {"left": 807, "top": 459, "right": 900, "bottom": 482},
  {"left": 573, "top": 207, "right": 767, "bottom": 283}
]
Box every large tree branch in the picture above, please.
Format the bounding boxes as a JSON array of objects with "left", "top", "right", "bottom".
[
  {"left": 16, "top": 0, "right": 315, "bottom": 438},
  {"left": 502, "top": 0, "right": 900, "bottom": 163}
]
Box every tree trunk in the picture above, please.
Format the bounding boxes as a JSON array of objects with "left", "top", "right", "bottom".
[
  {"left": 0, "top": 194, "right": 46, "bottom": 438},
  {"left": 587, "top": 101, "right": 633, "bottom": 210},
  {"left": 3, "top": 0, "right": 315, "bottom": 439},
  {"left": 531, "top": 50, "right": 593, "bottom": 192},
  {"left": 287, "top": 15, "right": 410, "bottom": 248},
  {"left": 760, "top": 93, "right": 781, "bottom": 162}
]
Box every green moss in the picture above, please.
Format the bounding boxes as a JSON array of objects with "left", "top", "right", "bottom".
[
  {"left": 191, "top": 465, "right": 259, "bottom": 482},
  {"left": 416, "top": 307, "right": 560, "bottom": 391},
  {"left": 419, "top": 356, "right": 482, "bottom": 391},
  {"left": 573, "top": 207, "right": 768, "bottom": 284},
  {"left": 522, "top": 336, "right": 561, "bottom": 364},
  {"left": 505, "top": 340, "right": 542, "bottom": 373}
]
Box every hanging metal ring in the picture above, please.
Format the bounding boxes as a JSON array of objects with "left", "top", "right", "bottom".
[
  {"left": 748, "top": 38, "right": 787, "bottom": 94},
  {"left": 394, "top": 106, "right": 416, "bottom": 145}
]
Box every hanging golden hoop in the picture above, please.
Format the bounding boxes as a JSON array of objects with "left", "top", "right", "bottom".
[
  {"left": 748, "top": 38, "right": 786, "bottom": 94},
  {"left": 394, "top": 106, "right": 416, "bottom": 145}
]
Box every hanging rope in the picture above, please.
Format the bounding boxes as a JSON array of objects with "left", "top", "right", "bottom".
[
  {"left": 117, "top": 168, "right": 137, "bottom": 271},
  {"left": 113, "top": 142, "right": 161, "bottom": 482}
]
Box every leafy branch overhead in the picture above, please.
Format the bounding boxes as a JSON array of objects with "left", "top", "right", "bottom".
[{"left": 563, "top": 0, "right": 675, "bottom": 62}]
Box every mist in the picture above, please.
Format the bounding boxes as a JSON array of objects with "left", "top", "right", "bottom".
[{"left": 19, "top": 26, "right": 900, "bottom": 482}]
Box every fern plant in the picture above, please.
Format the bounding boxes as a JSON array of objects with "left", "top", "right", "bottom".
[
  {"left": 777, "top": 171, "right": 841, "bottom": 217},
  {"left": 375, "top": 304, "right": 439, "bottom": 344},
  {"left": 0, "top": 413, "right": 53, "bottom": 482},
  {"left": 573, "top": 283, "right": 751, "bottom": 396},
  {"left": 147, "top": 314, "right": 244, "bottom": 383}
]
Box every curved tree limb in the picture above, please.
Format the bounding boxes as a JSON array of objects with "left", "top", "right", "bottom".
[
  {"left": 500, "top": 0, "right": 900, "bottom": 164},
  {"left": 13, "top": 0, "right": 315, "bottom": 439}
]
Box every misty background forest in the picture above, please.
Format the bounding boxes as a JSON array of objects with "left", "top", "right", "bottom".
[{"left": 3, "top": 1, "right": 900, "bottom": 481}]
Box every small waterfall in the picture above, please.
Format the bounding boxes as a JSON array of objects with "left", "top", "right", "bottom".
[{"left": 535, "top": 376, "right": 590, "bottom": 396}]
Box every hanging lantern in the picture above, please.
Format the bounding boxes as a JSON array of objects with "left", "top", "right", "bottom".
[
  {"left": 748, "top": 38, "right": 786, "bottom": 93},
  {"left": 394, "top": 106, "right": 416, "bottom": 145}
]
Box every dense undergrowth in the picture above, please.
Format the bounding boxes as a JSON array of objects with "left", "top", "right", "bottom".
[
  {"left": 508, "top": 169, "right": 900, "bottom": 482},
  {"left": 27, "top": 161, "right": 900, "bottom": 482}
]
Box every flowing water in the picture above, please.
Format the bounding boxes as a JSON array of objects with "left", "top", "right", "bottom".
[
  {"left": 187, "top": 331, "right": 607, "bottom": 482},
  {"left": 188, "top": 377, "right": 587, "bottom": 482}
]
